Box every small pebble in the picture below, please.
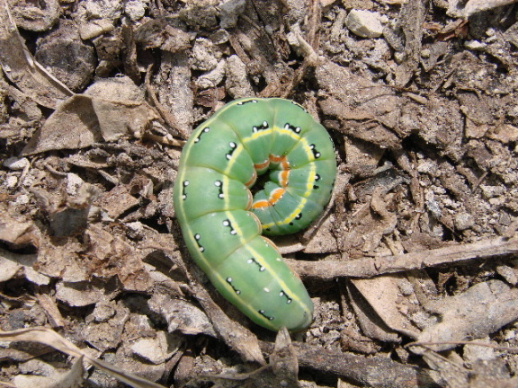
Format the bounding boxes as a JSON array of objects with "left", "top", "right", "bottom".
[
  {"left": 66, "top": 173, "right": 84, "bottom": 196},
  {"left": 6, "top": 176, "right": 18, "bottom": 188},
  {"left": 3, "top": 157, "right": 29, "bottom": 171},
  {"left": 464, "top": 40, "right": 486, "bottom": 50},
  {"left": 455, "top": 212, "right": 475, "bottom": 231},
  {"left": 345, "top": 9, "right": 383, "bottom": 39}
]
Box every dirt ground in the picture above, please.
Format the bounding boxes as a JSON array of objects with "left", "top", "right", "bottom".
[{"left": 1, "top": 0, "right": 518, "bottom": 387}]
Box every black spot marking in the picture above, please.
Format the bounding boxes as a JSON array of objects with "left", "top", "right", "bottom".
[
  {"left": 194, "top": 233, "right": 204, "bottom": 252},
  {"left": 247, "top": 257, "right": 266, "bottom": 272},
  {"left": 252, "top": 121, "right": 269, "bottom": 133},
  {"left": 310, "top": 144, "right": 321, "bottom": 159},
  {"left": 258, "top": 310, "right": 274, "bottom": 321},
  {"left": 226, "top": 277, "right": 241, "bottom": 295},
  {"left": 214, "top": 180, "right": 224, "bottom": 199},
  {"left": 237, "top": 99, "right": 258, "bottom": 105},
  {"left": 181, "top": 180, "right": 189, "bottom": 200},
  {"left": 295, "top": 213, "right": 302, "bottom": 220},
  {"left": 284, "top": 123, "right": 301, "bottom": 134},
  {"left": 314, "top": 174, "right": 321, "bottom": 188},
  {"left": 194, "top": 127, "right": 210, "bottom": 143},
  {"left": 222, "top": 219, "right": 237, "bottom": 235},
  {"left": 226, "top": 142, "right": 237, "bottom": 160},
  {"left": 279, "top": 290, "right": 293, "bottom": 304}
]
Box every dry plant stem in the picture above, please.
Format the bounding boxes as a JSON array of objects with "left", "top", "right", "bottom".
[
  {"left": 144, "top": 132, "right": 185, "bottom": 147},
  {"left": 36, "top": 292, "right": 65, "bottom": 328},
  {"left": 145, "top": 63, "right": 189, "bottom": 140},
  {"left": 190, "top": 282, "right": 266, "bottom": 365},
  {"left": 279, "top": 0, "right": 321, "bottom": 99},
  {"left": 287, "top": 236, "right": 518, "bottom": 280},
  {"left": 407, "top": 341, "right": 518, "bottom": 354},
  {"left": 394, "top": 150, "right": 425, "bottom": 234},
  {"left": 260, "top": 342, "right": 436, "bottom": 388},
  {"left": 186, "top": 364, "right": 270, "bottom": 386}
]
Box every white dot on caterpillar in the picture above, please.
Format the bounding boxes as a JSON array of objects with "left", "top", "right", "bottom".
[
  {"left": 259, "top": 266, "right": 265, "bottom": 272},
  {"left": 214, "top": 181, "right": 222, "bottom": 187},
  {"left": 227, "top": 277, "right": 232, "bottom": 282},
  {"left": 194, "top": 128, "right": 210, "bottom": 143},
  {"left": 194, "top": 234, "right": 200, "bottom": 240},
  {"left": 222, "top": 220, "right": 229, "bottom": 226},
  {"left": 259, "top": 310, "right": 274, "bottom": 320},
  {"left": 263, "top": 287, "right": 270, "bottom": 293}
]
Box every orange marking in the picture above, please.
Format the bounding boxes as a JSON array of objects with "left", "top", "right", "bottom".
[
  {"left": 270, "top": 188, "right": 285, "bottom": 204},
  {"left": 280, "top": 170, "right": 290, "bottom": 187},
  {"left": 270, "top": 155, "right": 290, "bottom": 169},
  {"left": 269, "top": 154, "right": 285, "bottom": 163},
  {"left": 245, "top": 171, "right": 257, "bottom": 187},
  {"left": 251, "top": 154, "right": 291, "bottom": 209},
  {"left": 252, "top": 200, "right": 270, "bottom": 209},
  {"left": 254, "top": 160, "right": 270, "bottom": 170},
  {"left": 252, "top": 188, "right": 286, "bottom": 209},
  {"left": 268, "top": 155, "right": 291, "bottom": 187}
]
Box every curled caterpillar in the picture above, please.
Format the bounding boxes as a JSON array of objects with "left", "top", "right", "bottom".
[{"left": 173, "top": 98, "right": 337, "bottom": 331}]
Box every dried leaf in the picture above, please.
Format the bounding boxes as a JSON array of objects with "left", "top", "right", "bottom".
[
  {"left": 0, "top": 327, "right": 166, "bottom": 388},
  {"left": 416, "top": 280, "right": 518, "bottom": 352},
  {"left": 22, "top": 94, "right": 158, "bottom": 155},
  {"left": 13, "top": 355, "right": 84, "bottom": 388},
  {"left": 0, "top": 0, "right": 72, "bottom": 108}
]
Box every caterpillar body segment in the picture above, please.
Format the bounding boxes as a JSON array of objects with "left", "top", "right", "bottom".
[{"left": 173, "top": 98, "right": 337, "bottom": 331}]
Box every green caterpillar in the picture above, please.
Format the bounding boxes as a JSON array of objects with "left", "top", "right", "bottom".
[{"left": 173, "top": 97, "right": 336, "bottom": 331}]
